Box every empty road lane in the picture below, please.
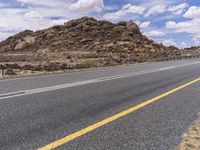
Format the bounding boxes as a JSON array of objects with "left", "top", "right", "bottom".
[{"left": 1, "top": 59, "right": 200, "bottom": 150}]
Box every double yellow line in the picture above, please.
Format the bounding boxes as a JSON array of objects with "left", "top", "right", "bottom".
[{"left": 38, "top": 77, "right": 200, "bottom": 150}]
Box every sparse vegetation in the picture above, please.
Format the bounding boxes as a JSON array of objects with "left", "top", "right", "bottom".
[{"left": 81, "top": 60, "right": 98, "bottom": 68}]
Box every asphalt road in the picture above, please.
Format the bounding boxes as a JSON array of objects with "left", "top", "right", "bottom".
[{"left": 1, "top": 59, "right": 200, "bottom": 150}]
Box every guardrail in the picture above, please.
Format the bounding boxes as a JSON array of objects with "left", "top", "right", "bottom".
[
  {"left": 1, "top": 54, "right": 200, "bottom": 78},
  {"left": 154, "top": 54, "right": 200, "bottom": 62}
]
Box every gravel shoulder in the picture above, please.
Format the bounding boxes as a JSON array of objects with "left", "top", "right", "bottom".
[{"left": 176, "top": 115, "right": 200, "bottom": 150}]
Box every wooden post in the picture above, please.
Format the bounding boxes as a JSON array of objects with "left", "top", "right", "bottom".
[{"left": 2, "top": 69, "right": 5, "bottom": 77}]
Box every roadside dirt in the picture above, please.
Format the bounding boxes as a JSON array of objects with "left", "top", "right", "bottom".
[{"left": 176, "top": 115, "right": 200, "bottom": 150}]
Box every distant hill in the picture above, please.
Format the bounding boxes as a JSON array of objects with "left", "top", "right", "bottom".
[
  {"left": 182, "top": 46, "right": 200, "bottom": 55},
  {"left": 0, "top": 17, "right": 179, "bottom": 71}
]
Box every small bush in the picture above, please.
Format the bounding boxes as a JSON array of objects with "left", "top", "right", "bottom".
[
  {"left": 5, "top": 69, "right": 17, "bottom": 75},
  {"left": 81, "top": 60, "right": 98, "bottom": 68}
]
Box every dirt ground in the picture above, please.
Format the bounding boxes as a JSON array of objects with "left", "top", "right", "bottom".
[
  {"left": 176, "top": 115, "right": 200, "bottom": 150},
  {"left": 0, "top": 69, "right": 47, "bottom": 79}
]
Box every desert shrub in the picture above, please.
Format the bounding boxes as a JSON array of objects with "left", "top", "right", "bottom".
[
  {"left": 31, "top": 65, "right": 44, "bottom": 71},
  {"left": 44, "top": 63, "right": 60, "bottom": 71},
  {"left": 21, "top": 64, "right": 33, "bottom": 70},
  {"left": 60, "top": 63, "right": 68, "bottom": 70},
  {"left": 80, "top": 60, "right": 98, "bottom": 68},
  {"left": 0, "top": 55, "right": 48, "bottom": 62},
  {"left": 5, "top": 63, "right": 21, "bottom": 69},
  {"left": 5, "top": 69, "right": 17, "bottom": 75},
  {"left": 0, "top": 65, "right": 6, "bottom": 69}
]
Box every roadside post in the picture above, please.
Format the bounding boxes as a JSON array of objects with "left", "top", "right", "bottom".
[{"left": 2, "top": 69, "right": 5, "bottom": 77}]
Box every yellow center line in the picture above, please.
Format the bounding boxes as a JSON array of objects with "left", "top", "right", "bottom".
[{"left": 38, "top": 77, "right": 200, "bottom": 150}]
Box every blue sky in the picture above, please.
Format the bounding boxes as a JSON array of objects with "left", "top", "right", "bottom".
[{"left": 0, "top": 0, "right": 200, "bottom": 48}]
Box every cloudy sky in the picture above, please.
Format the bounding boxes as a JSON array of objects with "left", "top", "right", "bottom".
[{"left": 0, "top": 0, "right": 200, "bottom": 48}]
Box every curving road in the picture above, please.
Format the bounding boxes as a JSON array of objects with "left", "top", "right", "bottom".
[{"left": 1, "top": 59, "right": 200, "bottom": 150}]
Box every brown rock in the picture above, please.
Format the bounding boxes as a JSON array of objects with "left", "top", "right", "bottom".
[
  {"left": 117, "top": 21, "right": 127, "bottom": 26},
  {"left": 14, "top": 41, "right": 27, "bottom": 50},
  {"left": 24, "top": 36, "right": 36, "bottom": 44},
  {"left": 126, "top": 22, "right": 140, "bottom": 34},
  {"left": 113, "top": 26, "right": 126, "bottom": 32}
]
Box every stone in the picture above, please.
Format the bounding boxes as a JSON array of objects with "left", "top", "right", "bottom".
[
  {"left": 126, "top": 22, "right": 140, "bottom": 34},
  {"left": 117, "top": 21, "right": 127, "bottom": 26},
  {"left": 14, "top": 41, "right": 27, "bottom": 50},
  {"left": 24, "top": 36, "right": 36, "bottom": 44},
  {"left": 113, "top": 26, "right": 126, "bottom": 32}
]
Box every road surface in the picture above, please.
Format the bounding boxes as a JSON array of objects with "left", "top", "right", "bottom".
[{"left": 1, "top": 59, "right": 200, "bottom": 150}]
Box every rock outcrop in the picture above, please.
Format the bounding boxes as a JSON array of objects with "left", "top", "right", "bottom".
[
  {"left": 0, "top": 17, "right": 179, "bottom": 71},
  {"left": 181, "top": 46, "right": 200, "bottom": 55}
]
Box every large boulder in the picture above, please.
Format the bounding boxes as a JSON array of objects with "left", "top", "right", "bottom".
[
  {"left": 24, "top": 36, "right": 36, "bottom": 44},
  {"left": 14, "top": 41, "right": 27, "bottom": 50},
  {"left": 126, "top": 22, "right": 140, "bottom": 34}
]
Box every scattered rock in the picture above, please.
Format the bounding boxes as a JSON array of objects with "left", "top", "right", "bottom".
[{"left": 126, "top": 21, "right": 140, "bottom": 34}]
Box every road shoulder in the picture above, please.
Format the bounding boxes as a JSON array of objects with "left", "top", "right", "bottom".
[{"left": 176, "top": 115, "right": 200, "bottom": 150}]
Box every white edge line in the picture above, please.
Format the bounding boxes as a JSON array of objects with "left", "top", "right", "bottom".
[{"left": 0, "top": 61, "right": 200, "bottom": 100}]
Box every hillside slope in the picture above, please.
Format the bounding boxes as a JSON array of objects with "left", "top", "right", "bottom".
[{"left": 182, "top": 46, "right": 200, "bottom": 55}]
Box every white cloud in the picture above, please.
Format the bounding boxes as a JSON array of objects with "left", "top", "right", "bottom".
[
  {"left": 165, "top": 19, "right": 200, "bottom": 42},
  {"left": 0, "top": 8, "right": 27, "bottom": 31},
  {"left": 180, "top": 42, "right": 188, "bottom": 48},
  {"left": 168, "top": 3, "right": 189, "bottom": 15},
  {"left": 0, "top": 22, "right": 8, "bottom": 29},
  {"left": 70, "top": 0, "right": 104, "bottom": 12},
  {"left": 18, "top": 0, "right": 42, "bottom": 3},
  {"left": 0, "top": 31, "right": 15, "bottom": 42},
  {"left": 103, "top": 10, "right": 125, "bottom": 21},
  {"left": 123, "top": 3, "right": 146, "bottom": 14},
  {"left": 145, "top": 4, "right": 167, "bottom": 17},
  {"left": 50, "top": 19, "right": 68, "bottom": 26},
  {"left": 193, "top": 40, "right": 200, "bottom": 45},
  {"left": 103, "top": 3, "right": 146, "bottom": 21},
  {"left": 166, "top": 21, "right": 191, "bottom": 29},
  {"left": 192, "top": 34, "right": 200, "bottom": 44},
  {"left": 163, "top": 39, "right": 177, "bottom": 46},
  {"left": 17, "top": 0, "right": 69, "bottom": 7},
  {"left": 16, "top": 0, "right": 87, "bottom": 19},
  {"left": 24, "top": 10, "right": 42, "bottom": 21},
  {"left": 144, "top": 2, "right": 188, "bottom": 17},
  {"left": 0, "top": 0, "right": 106, "bottom": 42},
  {"left": 166, "top": 18, "right": 200, "bottom": 43},
  {"left": 139, "top": 21, "right": 151, "bottom": 29},
  {"left": 184, "top": 6, "right": 200, "bottom": 18},
  {"left": 144, "top": 31, "right": 166, "bottom": 37}
]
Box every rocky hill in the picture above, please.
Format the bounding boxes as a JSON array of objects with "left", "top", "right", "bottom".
[
  {"left": 0, "top": 17, "right": 179, "bottom": 72},
  {"left": 181, "top": 46, "right": 200, "bottom": 55}
]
